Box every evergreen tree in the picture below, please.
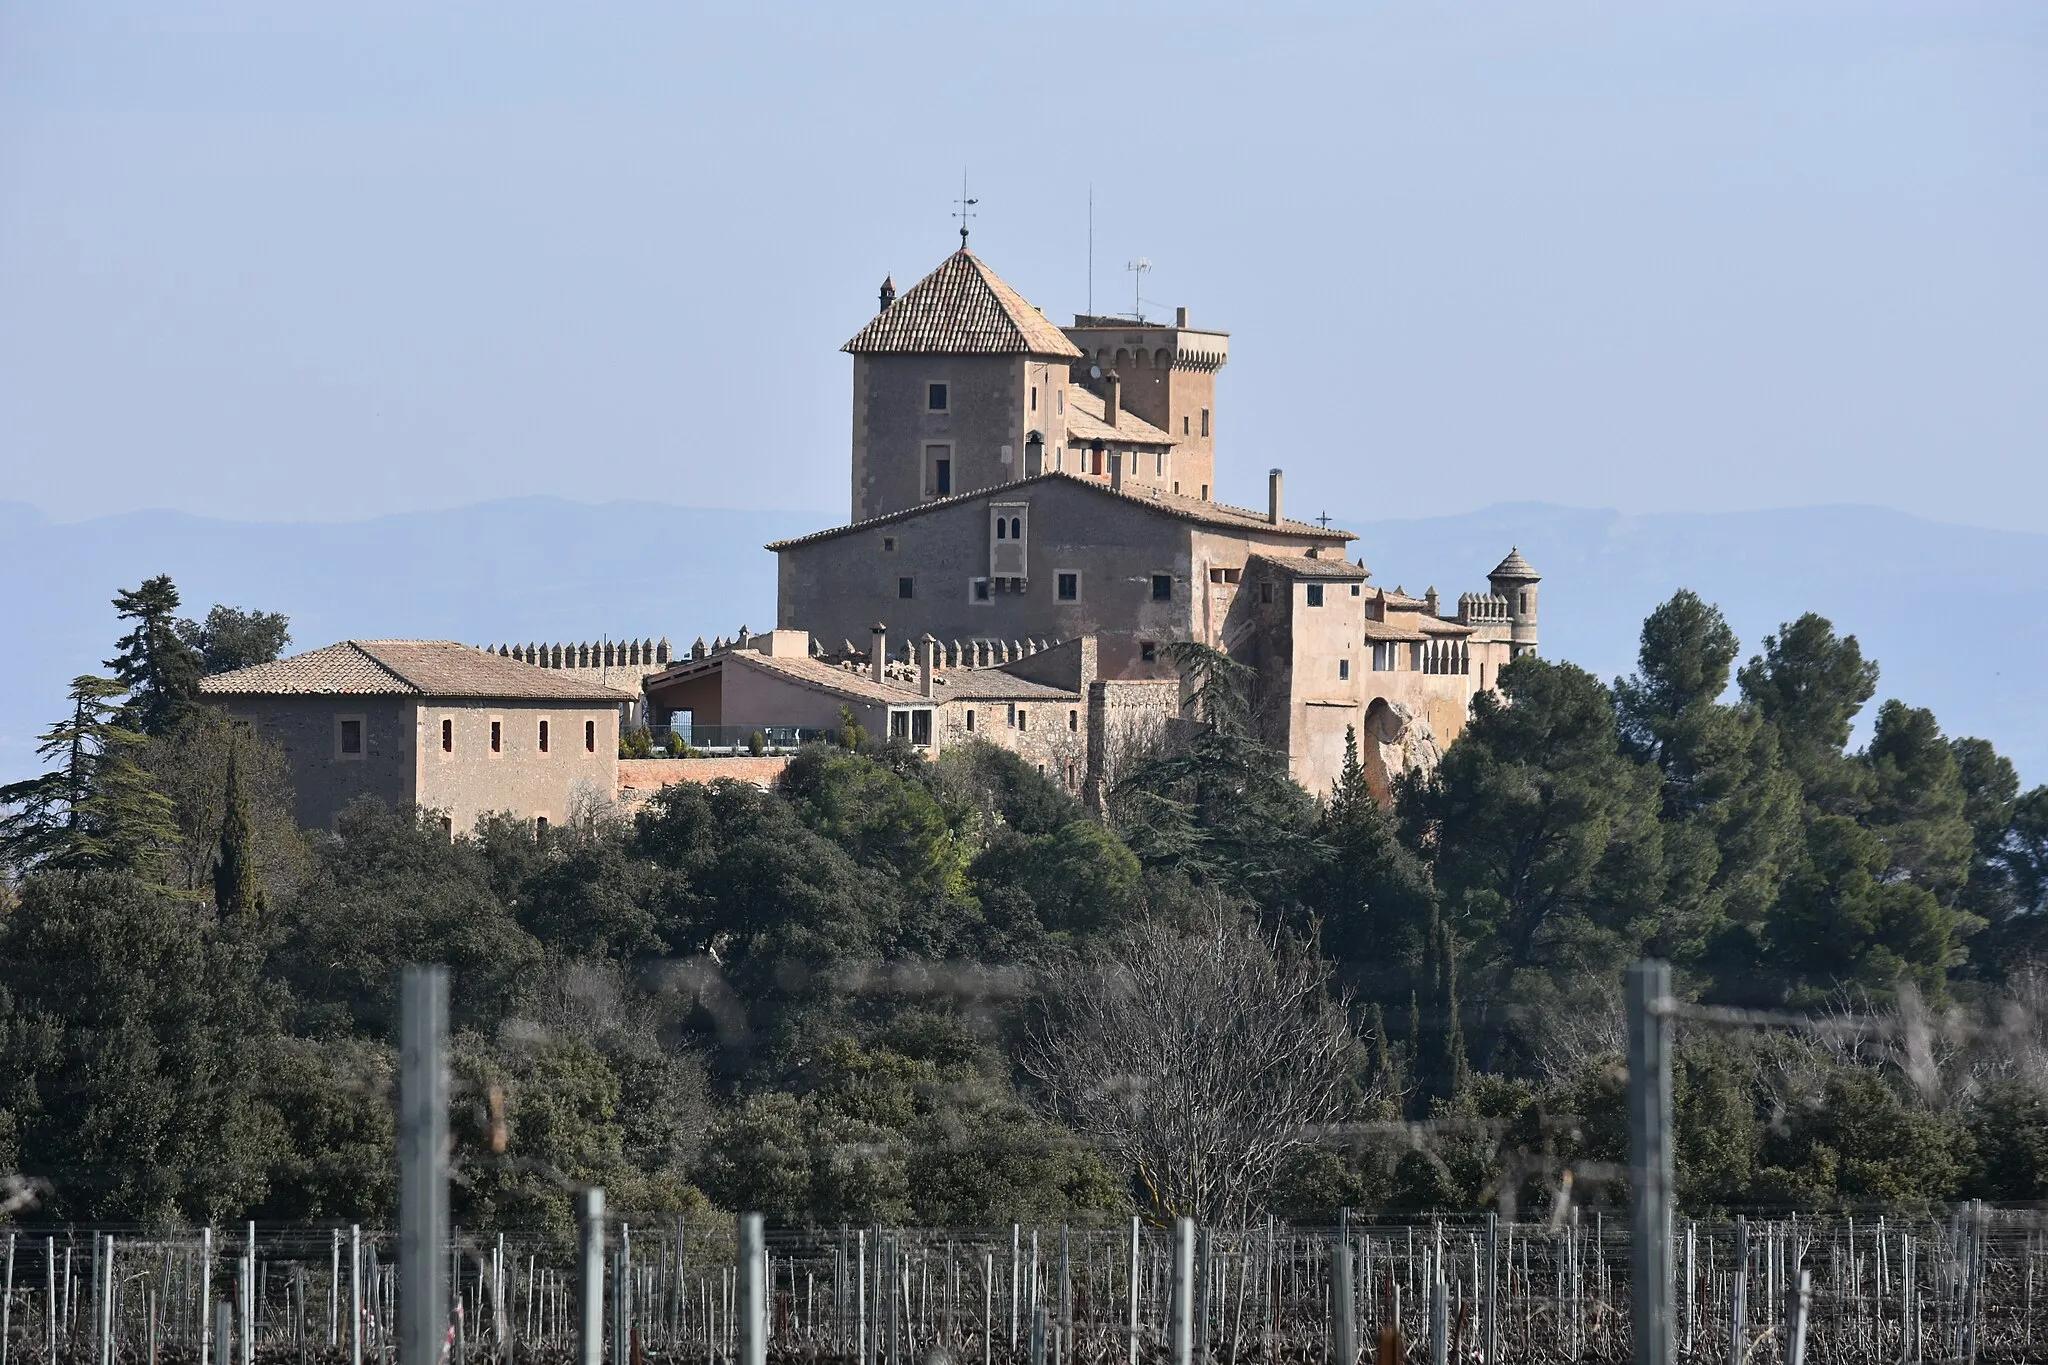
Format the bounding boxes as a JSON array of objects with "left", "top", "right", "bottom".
[
  {"left": 179, "top": 604, "right": 291, "bottom": 675},
  {"left": 213, "top": 742, "right": 262, "bottom": 914},
  {"left": 108, "top": 576, "right": 204, "bottom": 736},
  {"left": 1736, "top": 613, "right": 1878, "bottom": 814},
  {"left": 0, "top": 675, "right": 175, "bottom": 877}
]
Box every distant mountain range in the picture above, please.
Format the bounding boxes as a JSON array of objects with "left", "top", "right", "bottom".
[{"left": 3, "top": 498, "right": 2038, "bottom": 785}]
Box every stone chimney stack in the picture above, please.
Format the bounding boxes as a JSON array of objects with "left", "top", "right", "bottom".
[
  {"left": 1268, "top": 468, "right": 1284, "bottom": 525},
  {"left": 1109, "top": 450, "right": 1124, "bottom": 493},
  {"left": 870, "top": 622, "right": 887, "bottom": 684},
  {"left": 1104, "top": 370, "right": 1121, "bottom": 428},
  {"left": 878, "top": 276, "right": 896, "bottom": 313},
  {"left": 1175, "top": 306, "right": 1188, "bottom": 327},
  {"left": 919, "top": 634, "right": 936, "bottom": 698}
]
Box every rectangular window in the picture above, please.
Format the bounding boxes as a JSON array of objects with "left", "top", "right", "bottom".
[
  {"left": 490, "top": 720, "right": 502, "bottom": 752},
  {"left": 1307, "top": 584, "right": 1325, "bottom": 607},
  {"left": 535, "top": 816, "right": 548, "bottom": 837},
  {"left": 1151, "top": 574, "right": 1172, "bottom": 601},
  {"left": 1339, "top": 658, "right": 1351, "bottom": 680},
  {"left": 935, "top": 458, "right": 952, "bottom": 495},
  {"left": 926, "top": 444, "right": 952, "bottom": 497},
  {"left": 1057, "top": 390, "right": 1064, "bottom": 414},
  {"left": 1068, "top": 708, "right": 1079, "bottom": 732},
  {"left": 898, "top": 576, "right": 915, "bottom": 600},
  {"left": 890, "top": 711, "right": 910, "bottom": 740},
  {"left": 585, "top": 719, "right": 597, "bottom": 751},
  {"left": 440, "top": 815, "right": 453, "bottom": 837},
  {"left": 1017, "top": 709, "right": 1028, "bottom": 730},
  {"left": 1260, "top": 581, "right": 1274, "bottom": 604},
  {"left": 339, "top": 718, "right": 363, "bottom": 756},
  {"left": 441, "top": 718, "right": 453, "bottom": 752},
  {"left": 911, "top": 709, "right": 932, "bottom": 746},
  {"left": 1200, "top": 408, "right": 1210, "bottom": 437},
  {"left": 1140, "top": 641, "right": 1158, "bottom": 663},
  {"left": 538, "top": 719, "right": 550, "bottom": 753},
  {"left": 1030, "top": 385, "right": 1037, "bottom": 411},
  {"left": 928, "top": 382, "right": 948, "bottom": 412},
  {"left": 883, "top": 536, "right": 896, "bottom": 552},
  {"left": 1057, "top": 572, "right": 1078, "bottom": 601},
  {"left": 1183, "top": 415, "right": 1190, "bottom": 435},
  {"left": 1155, "top": 452, "right": 1165, "bottom": 476},
  {"left": 965, "top": 709, "right": 975, "bottom": 732},
  {"left": 1200, "top": 483, "right": 1209, "bottom": 500},
  {"left": 1351, "top": 584, "right": 1361, "bottom": 596},
  {"left": 972, "top": 577, "right": 991, "bottom": 602},
  {"left": 1007, "top": 704, "right": 1017, "bottom": 729}
]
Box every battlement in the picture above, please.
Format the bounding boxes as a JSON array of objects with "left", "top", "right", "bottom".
[
  {"left": 1457, "top": 592, "right": 1510, "bottom": 624},
  {"left": 487, "top": 638, "right": 672, "bottom": 671}
]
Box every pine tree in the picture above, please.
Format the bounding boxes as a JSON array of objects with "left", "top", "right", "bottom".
[
  {"left": 108, "top": 575, "right": 204, "bottom": 736},
  {"left": 213, "top": 743, "right": 262, "bottom": 914},
  {"left": 0, "top": 675, "right": 175, "bottom": 876}
]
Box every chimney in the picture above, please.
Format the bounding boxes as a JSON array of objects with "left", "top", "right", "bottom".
[
  {"left": 878, "top": 275, "right": 896, "bottom": 313},
  {"left": 1109, "top": 450, "right": 1124, "bottom": 493},
  {"left": 869, "top": 622, "right": 887, "bottom": 684},
  {"left": 1268, "top": 468, "right": 1284, "bottom": 525},
  {"left": 1104, "top": 370, "right": 1121, "bottom": 428},
  {"left": 919, "top": 634, "right": 936, "bottom": 698},
  {"left": 1175, "top": 306, "right": 1188, "bottom": 327}
]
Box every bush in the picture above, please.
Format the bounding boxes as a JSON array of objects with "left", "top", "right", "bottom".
[{"left": 619, "top": 726, "right": 655, "bottom": 759}]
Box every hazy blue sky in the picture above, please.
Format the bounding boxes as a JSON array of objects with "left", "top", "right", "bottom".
[{"left": 3, "top": 3, "right": 2042, "bottom": 528}]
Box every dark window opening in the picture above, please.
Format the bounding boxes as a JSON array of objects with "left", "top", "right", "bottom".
[
  {"left": 1009, "top": 516, "right": 1021, "bottom": 539},
  {"left": 890, "top": 711, "right": 910, "bottom": 740},
  {"left": 1200, "top": 408, "right": 1210, "bottom": 437},
  {"left": 883, "top": 536, "right": 896, "bottom": 552},
  {"left": 928, "top": 382, "right": 948, "bottom": 411},
  {"left": 1351, "top": 584, "right": 1361, "bottom": 596},
  {"left": 1140, "top": 641, "right": 1158, "bottom": 663},
  {"left": 1057, "top": 572, "right": 1078, "bottom": 601},
  {"left": 973, "top": 578, "right": 991, "bottom": 601},
  {"left": 585, "top": 719, "right": 596, "bottom": 752},
  {"left": 1260, "top": 582, "right": 1274, "bottom": 604},
  {"left": 440, "top": 815, "right": 453, "bottom": 837},
  {"left": 1200, "top": 483, "right": 1209, "bottom": 500},
  {"left": 995, "top": 519, "right": 1006, "bottom": 540},
  {"left": 1151, "top": 574, "right": 1173, "bottom": 601},
  {"left": 935, "top": 459, "right": 952, "bottom": 495},
  {"left": 535, "top": 816, "right": 548, "bottom": 837},
  {"left": 1068, "top": 708, "right": 1079, "bottom": 732},
  {"left": 1307, "top": 584, "right": 1324, "bottom": 607},
  {"left": 441, "top": 718, "right": 453, "bottom": 752},
  {"left": 966, "top": 709, "right": 975, "bottom": 732},
  {"left": 1030, "top": 385, "right": 1037, "bottom": 411},
  {"left": 911, "top": 710, "right": 932, "bottom": 746},
  {"left": 1339, "top": 658, "right": 1350, "bottom": 680},
  {"left": 898, "top": 576, "right": 915, "bottom": 599},
  {"left": 490, "top": 720, "right": 502, "bottom": 752},
  {"left": 538, "top": 719, "right": 550, "bottom": 752},
  {"left": 339, "top": 719, "right": 363, "bottom": 755},
  {"left": 1017, "top": 709, "right": 1028, "bottom": 730}
]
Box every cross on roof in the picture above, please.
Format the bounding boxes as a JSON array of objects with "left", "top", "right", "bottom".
[
  {"left": 954, "top": 171, "right": 978, "bottom": 248},
  {"left": 1316, "top": 510, "right": 1334, "bottom": 528}
]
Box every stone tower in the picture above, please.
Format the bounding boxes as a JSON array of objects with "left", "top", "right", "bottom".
[
  {"left": 1062, "top": 307, "right": 1230, "bottom": 503},
  {"left": 1488, "top": 548, "right": 1541, "bottom": 655}
]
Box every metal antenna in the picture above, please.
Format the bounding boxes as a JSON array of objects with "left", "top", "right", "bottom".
[
  {"left": 1126, "top": 257, "right": 1152, "bottom": 320},
  {"left": 1087, "top": 185, "right": 1094, "bottom": 316},
  {"left": 954, "top": 170, "right": 978, "bottom": 249}
]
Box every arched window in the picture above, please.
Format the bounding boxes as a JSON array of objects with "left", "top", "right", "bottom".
[
  {"left": 996, "top": 519, "right": 1007, "bottom": 540},
  {"left": 1010, "top": 517, "right": 1022, "bottom": 540}
]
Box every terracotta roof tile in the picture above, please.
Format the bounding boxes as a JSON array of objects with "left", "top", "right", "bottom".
[
  {"left": 1247, "top": 551, "right": 1370, "bottom": 580},
  {"left": 1361, "top": 619, "right": 1427, "bottom": 642},
  {"left": 1063, "top": 385, "right": 1174, "bottom": 445},
  {"left": 1490, "top": 547, "right": 1540, "bottom": 581},
  {"left": 843, "top": 251, "right": 1082, "bottom": 358},
  {"left": 767, "top": 472, "right": 1352, "bottom": 552},
  {"left": 199, "top": 641, "right": 636, "bottom": 702}
]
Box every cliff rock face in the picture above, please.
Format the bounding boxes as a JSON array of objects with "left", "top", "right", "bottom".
[{"left": 1363, "top": 700, "right": 1442, "bottom": 805}]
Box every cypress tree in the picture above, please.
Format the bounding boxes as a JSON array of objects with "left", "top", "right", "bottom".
[
  {"left": 1433, "top": 916, "right": 1468, "bottom": 1101},
  {"left": 213, "top": 743, "right": 261, "bottom": 914}
]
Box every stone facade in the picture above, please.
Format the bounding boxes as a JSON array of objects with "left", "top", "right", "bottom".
[{"left": 199, "top": 639, "right": 630, "bottom": 835}]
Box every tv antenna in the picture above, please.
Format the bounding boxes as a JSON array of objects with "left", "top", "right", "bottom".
[
  {"left": 1126, "top": 258, "right": 1152, "bottom": 320},
  {"left": 954, "top": 171, "right": 978, "bottom": 249}
]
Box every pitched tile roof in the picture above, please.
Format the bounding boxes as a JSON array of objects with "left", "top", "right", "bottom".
[
  {"left": 1063, "top": 385, "right": 1174, "bottom": 445},
  {"left": 1360, "top": 618, "right": 1427, "bottom": 642},
  {"left": 766, "top": 472, "right": 1353, "bottom": 551},
  {"left": 936, "top": 670, "right": 1078, "bottom": 702},
  {"left": 842, "top": 250, "right": 1083, "bottom": 358},
  {"left": 199, "top": 641, "right": 636, "bottom": 702},
  {"left": 1247, "top": 551, "right": 1370, "bottom": 580}
]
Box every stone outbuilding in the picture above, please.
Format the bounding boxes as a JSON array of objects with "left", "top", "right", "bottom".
[{"left": 198, "top": 639, "right": 634, "bottom": 835}]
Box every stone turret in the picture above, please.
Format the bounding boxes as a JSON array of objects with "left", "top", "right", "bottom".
[{"left": 1488, "top": 548, "right": 1541, "bottom": 655}]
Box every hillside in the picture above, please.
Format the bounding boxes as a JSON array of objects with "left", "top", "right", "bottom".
[{"left": 3, "top": 498, "right": 2038, "bottom": 782}]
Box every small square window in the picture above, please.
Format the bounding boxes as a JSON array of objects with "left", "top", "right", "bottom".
[
  {"left": 1057, "top": 572, "right": 1078, "bottom": 601},
  {"left": 898, "top": 577, "right": 915, "bottom": 600},
  {"left": 1339, "top": 659, "right": 1351, "bottom": 680},
  {"left": 883, "top": 536, "right": 897, "bottom": 552},
  {"left": 441, "top": 718, "right": 453, "bottom": 752},
  {"left": 339, "top": 718, "right": 363, "bottom": 756},
  {"left": 538, "top": 719, "right": 550, "bottom": 753},
  {"left": 973, "top": 578, "right": 991, "bottom": 602},
  {"left": 1351, "top": 584, "right": 1361, "bottom": 596},
  {"left": 928, "top": 382, "right": 948, "bottom": 412},
  {"left": 1140, "top": 641, "right": 1158, "bottom": 663},
  {"left": 490, "top": 720, "right": 502, "bottom": 752},
  {"left": 1151, "top": 574, "right": 1172, "bottom": 602},
  {"left": 1307, "top": 584, "right": 1325, "bottom": 607},
  {"left": 585, "top": 719, "right": 597, "bottom": 752}
]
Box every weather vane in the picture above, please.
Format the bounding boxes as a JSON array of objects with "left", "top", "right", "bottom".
[{"left": 954, "top": 171, "right": 978, "bottom": 248}]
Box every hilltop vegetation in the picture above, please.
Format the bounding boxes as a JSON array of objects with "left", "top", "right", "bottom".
[{"left": 0, "top": 579, "right": 2044, "bottom": 1229}]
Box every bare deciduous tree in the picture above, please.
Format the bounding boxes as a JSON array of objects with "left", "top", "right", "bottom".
[{"left": 1023, "top": 906, "right": 1355, "bottom": 1226}]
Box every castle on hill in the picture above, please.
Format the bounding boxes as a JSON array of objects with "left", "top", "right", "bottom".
[{"left": 646, "top": 240, "right": 1542, "bottom": 801}]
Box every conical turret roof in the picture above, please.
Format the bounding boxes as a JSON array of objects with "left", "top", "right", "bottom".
[
  {"left": 843, "top": 250, "right": 1082, "bottom": 358},
  {"left": 1489, "top": 547, "right": 1540, "bottom": 581}
]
